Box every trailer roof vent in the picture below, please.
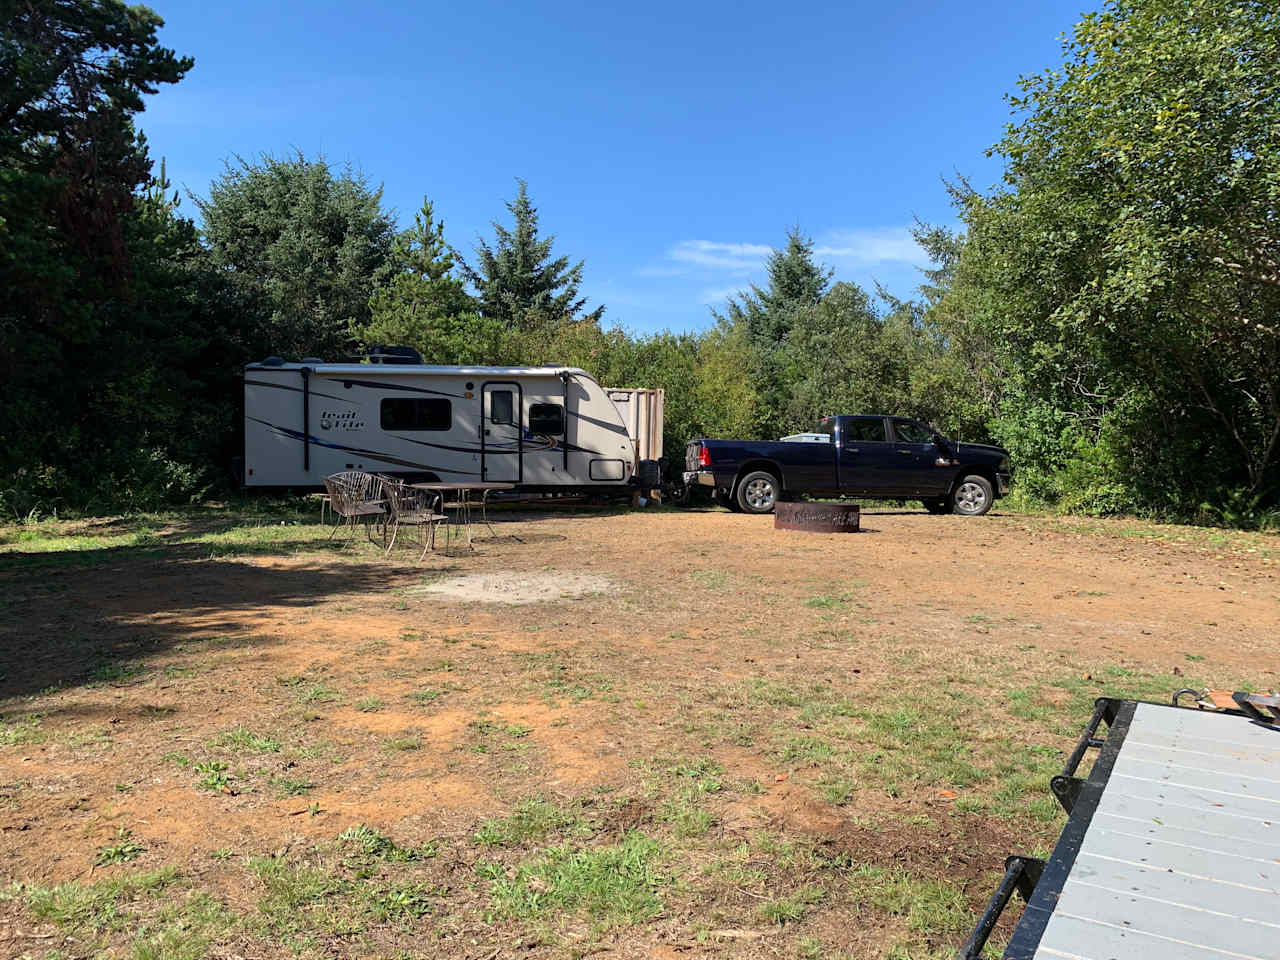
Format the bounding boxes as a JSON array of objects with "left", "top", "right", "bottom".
[
  {"left": 300, "top": 357, "right": 323, "bottom": 365},
  {"left": 368, "top": 345, "right": 422, "bottom": 365},
  {"left": 259, "top": 356, "right": 286, "bottom": 366}
]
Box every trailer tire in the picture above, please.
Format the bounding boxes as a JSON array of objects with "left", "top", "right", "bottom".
[{"left": 736, "top": 470, "right": 780, "bottom": 514}]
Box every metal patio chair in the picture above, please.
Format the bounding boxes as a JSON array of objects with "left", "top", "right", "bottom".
[
  {"left": 323, "top": 472, "right": 387, "bottom": 543},
  {"left": 381, "top": 479, "right": 448, "bottom": 560}
]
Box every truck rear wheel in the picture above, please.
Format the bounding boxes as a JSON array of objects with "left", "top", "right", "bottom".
[
  {"left": 736, "top": 471, "right": 780, "bottom": 514},
  {"left": 950, "top": 475, "right": 993, "bottom": 516}
]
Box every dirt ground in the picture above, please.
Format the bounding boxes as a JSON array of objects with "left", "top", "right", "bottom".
[{"left": 1, "top": 505, "right": 1277, "bottom": 959}]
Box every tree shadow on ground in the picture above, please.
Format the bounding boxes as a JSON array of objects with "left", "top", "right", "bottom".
[{"left": 0, "top": 539, "right": 407, "bottom": 703}]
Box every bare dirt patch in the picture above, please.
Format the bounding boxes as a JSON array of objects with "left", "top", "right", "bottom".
[{"left": 413, "top": 571, "right": 618, "bottom": 604}]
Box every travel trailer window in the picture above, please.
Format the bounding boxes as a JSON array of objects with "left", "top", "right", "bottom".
[
  {"left": 528, "top": 403, "right": 565, "bottom": 435},
  {"left": 381, "top": 397, "right": 451, "bottom": 431},
  {"left": 490, "top": 390, "right": 514, "bottom": 424}
]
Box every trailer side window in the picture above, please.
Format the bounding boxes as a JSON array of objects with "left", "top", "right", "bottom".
[
  {"left": 490, "top": 390, "right": 514, "bottom": 425},
  {"left": 381, "top": 397, "right": 451, "bottom": 431},
  {"left": 528, "top": 403, "right": 565, "bottom": 435}
]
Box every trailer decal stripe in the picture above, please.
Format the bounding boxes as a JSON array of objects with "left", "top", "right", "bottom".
[
  {"left": 391, "top": 434, "right": 613, "bottom": 459},
  {"left": 315, "top": 377, "right": 467, "bottom": 399},
  {"left": 245, "top": 378, "right": 349, "bottom": 403},
  {"left": 245, "top": 417, "right": 481, "bottom": 475},
  {"left": 569, "top": 409, "right": 631, "bottom": 436}
]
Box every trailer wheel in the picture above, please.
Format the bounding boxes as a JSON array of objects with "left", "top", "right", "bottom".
[{"left": 736, "top": 471, "right": 780, "bottom": 514}]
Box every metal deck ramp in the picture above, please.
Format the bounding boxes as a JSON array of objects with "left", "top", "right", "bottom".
[{"left": 961, "top": 696, "right": 1280, "bottom": 960}]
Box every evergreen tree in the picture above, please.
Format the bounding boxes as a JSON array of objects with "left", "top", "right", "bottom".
[
  {"left": 355, "top": 199, "right": 475, "bottom": 335},
  {"left": 714, "top": 228, "right": 832, "bottom": 436},
  {"left": 721, "top": 228, "right": 833, "bottom": 346},
  {"left": 195, "top": 153, "right": 397, "bottom": 361},
  {"left": 352, "top": 200, "right": 513, "bottom": 364},
  {"left": 1, "top": 0, "right": 201, "bottom": 513},
  {"left": 461, "top": 179, "right": 603, "bottom": 330}
]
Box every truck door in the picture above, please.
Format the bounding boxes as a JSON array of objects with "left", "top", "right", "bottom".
[
  {"left": 480, "top": 382, "right": 522, "bottom": 482},
  {"left": 836, "top": 417, "right": 898, "bottom": 494},
  {"left": 889, "top": 418, "right": 952, "bottom": 495}
]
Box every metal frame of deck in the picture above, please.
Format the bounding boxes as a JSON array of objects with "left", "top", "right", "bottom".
[{"left": 960, "top": 695, "right": 1280, "bottom": 960}]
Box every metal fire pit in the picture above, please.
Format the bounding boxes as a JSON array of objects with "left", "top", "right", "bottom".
[{"left": 774, "top": 501, "right": 860, "bottom": 533}]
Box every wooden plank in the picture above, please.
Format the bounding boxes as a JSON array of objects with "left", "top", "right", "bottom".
[
  {"left": 1036, "top": 911, "right": 1272, "bottom": 960},
  {"left": 1033, "top": 704, "right": 1280, "bottom": 960}
]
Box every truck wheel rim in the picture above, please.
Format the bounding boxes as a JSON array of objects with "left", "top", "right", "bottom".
[
  {"left": 956, "top": 482, "right": 986, "bottom": 513},
  {"left": 745, "top": 479, "right": 775, "bottom": 510}
]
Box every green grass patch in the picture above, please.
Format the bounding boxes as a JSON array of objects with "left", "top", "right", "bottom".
[
  {"left": 88, "top": 661, "right": 150, "bottom": 686},
  {"left": 778, "top": 735, "right": 835, "bottom": 765},
  {"left": 0, "top": 713, "right": 46, "bottom": 746},
  {"left": 95, "top": 828, "right": 145, "bottom": 866},
  {"left": 480, "top": 830, "right": 668, "bottom": 925},
  {"left": 299, "top": 683, "right": 342, "bottom": 705},
  {"left": 337, "top": 823, "right": 436, "bottom": 862},
  {"left": 758, "top": 884, "right": 826, "bottom": 925},
  {"left": 215, "top": 726, "right": 281, "bottom": 754},
  {"left": 20, "top": 867, "right": 178, "bottom": 929},
  {"left": 269, "top": 776, "right": 314, "bottom": 798},
  {"left": 474, "top": 797, "right": 588, "bottom": 847},
  {"left": 194, "top": 761, "right": 230, "bottom": 792},
  {"left": 847, "top": 865, "right": 970, "bottom": 933}
]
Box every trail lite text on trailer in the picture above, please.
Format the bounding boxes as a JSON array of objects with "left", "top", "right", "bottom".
[{"left": 242, "top": 349, "right": 663, "bottom": 493}]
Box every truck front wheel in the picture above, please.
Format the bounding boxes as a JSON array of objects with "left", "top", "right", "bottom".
[
  {"left": 736, "top": 471, "right": 780, "bottom": 514},
  {"left": 950, "top": 475, "right": 993, "bottom": 516}
]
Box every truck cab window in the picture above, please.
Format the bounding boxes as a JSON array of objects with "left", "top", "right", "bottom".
[
  {"left": 528, "top": 403, "right": 564, "bottom": 435},
  {"left": 490, "top": 390, "right": 514, "bottom": 424},
  {"left": 842, "top": 418, "right": 887, "bottom": 444},
  {"left": 892, "top": 419, "right": 934, "bottom": 444}
]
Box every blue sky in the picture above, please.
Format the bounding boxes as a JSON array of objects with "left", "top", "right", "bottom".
[{"left": 141, "top": 0, "right": 1087, "bottom": 334}]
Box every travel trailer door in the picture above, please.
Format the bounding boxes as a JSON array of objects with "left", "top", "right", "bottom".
[{"left": 481, "top": 382, "right": 522, "bottom": 482}]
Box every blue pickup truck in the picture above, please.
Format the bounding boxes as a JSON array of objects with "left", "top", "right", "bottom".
[{"left": 684, "top": 414, "right": 1011, "bottom": 516}]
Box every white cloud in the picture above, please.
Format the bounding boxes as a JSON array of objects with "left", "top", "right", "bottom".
[
  {"left": 667, "top": 240, "right": 773, "bottom": 272},
  {"left": 698, "top": 285, "right": 744, "bottom": 305},
  {"left": 814, "top": 227, "right": 924, "bottom": 266}
]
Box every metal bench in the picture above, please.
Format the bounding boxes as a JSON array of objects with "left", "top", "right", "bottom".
[{"left": 960, "top": 692, "right": 1280, "bottom": 959}]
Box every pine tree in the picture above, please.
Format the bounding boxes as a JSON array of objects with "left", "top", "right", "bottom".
[
  {"left": 460, "top": 180, "right": 603, "bottom": 330},
  {"left": 366, "top": 200, "right": 475, "bottom": 328},
  {"left": 712, "top": 228, "right": 833, "bottom": 437},
  {"left": 352, "top": 199, "right": 506, "bottom": 363},
  {"left": 730, "top": 228, "right": 833, "bottom": 346}
]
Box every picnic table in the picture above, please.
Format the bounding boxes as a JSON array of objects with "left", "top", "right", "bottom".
[{"left": 411, "top": 481, "right": 516, "bottom": 547}]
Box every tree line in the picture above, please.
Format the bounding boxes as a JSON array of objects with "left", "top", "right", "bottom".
[{"left": 2, "top": 0, "right": 1276, "bottom": 525}]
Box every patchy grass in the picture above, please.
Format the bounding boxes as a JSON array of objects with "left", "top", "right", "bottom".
[
  {"left": 2, "top": 504, "right": 1273, "bottom": 957},
  {"left": 475, "top": 798, "right": 589, "bottom": 847},
  {"left": 759, "top": 884, "right": 827, "bottom": 925},
  {"left": 215, "top": 726, "right": 281, "bottom": 754},
  {"left": 13, "top": 866, "right": 232, "bottom": 960},
  {"left": 480, "top": 831, "right": 668, "bottom": 925},
  {"left": 847, "top": 865, "right": 972, "bottom": 933},
  {"left": 95, "top": 828, "right": 146, "bottom": 866},
  {"left": 0, "top": 713, "right": 46, "bottom": 746}
]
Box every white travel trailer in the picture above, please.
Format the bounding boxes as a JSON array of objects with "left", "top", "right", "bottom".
[{"left": 242, "top": 354, "right": 663, "bottom": 492}]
